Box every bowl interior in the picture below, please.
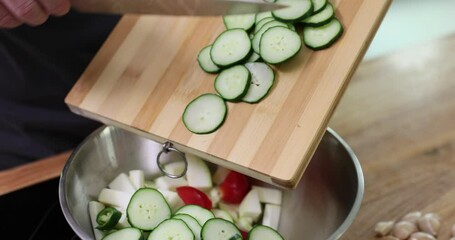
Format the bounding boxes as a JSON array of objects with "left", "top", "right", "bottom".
[{"left": 59, "top": 126, "right": 363, "bottom": 240}]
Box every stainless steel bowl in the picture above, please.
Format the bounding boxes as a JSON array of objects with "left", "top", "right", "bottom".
[{"left": 59, "top": 126, "right": 363, "bottom": 240}]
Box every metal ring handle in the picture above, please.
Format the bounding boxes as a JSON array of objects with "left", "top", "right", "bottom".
[{"left": 156, "top": 142, "right": 188, "bottom": 179}]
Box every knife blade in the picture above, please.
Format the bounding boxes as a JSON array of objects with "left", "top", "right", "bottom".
[{"left": 71, "top": 0, "right": 285, "bottom": 16}]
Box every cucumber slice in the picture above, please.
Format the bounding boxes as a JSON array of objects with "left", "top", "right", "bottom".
[
  {"left": 303, "top": 18, "right": 343, "bottom": 50},
  {"left": 198, "top": 45, "right": 221, "bottom": 73},
  {"left": 102, "top": 228, "right": 143, "bottom": 240},
  {"left": 211, "top": 29, "right": 251, "bottom": 67},
  {"left": 260, "top": 26, "right": 302, "bottom": 64},
  {"left": 272, "top": 0, "right": 313, "bottom": 22},
  {"left": 201, "top": 218, "right": 242, "bottom": 240},
  {"left": 96, "top": 207, "right": 122, "bottom": 231},
  {"left": 173, "top": 214, "right": 202, "bottom": 240},
  {"left": 302, "top": 3, "right": 334, "bottom": 27},
  {"left": 245, "top": 51, "right": 261, "bottom": 63},
  {"left": 247, "top": 225, "right": 284, "bottom": 240},
  {"left": 264, "top": 0, "right": 276, "bottom": 2},
  {"left": 254, "top": 17, "right": 275, "bottom": 33},
  {"left": 255, "top": 11, "right": 273, "bottom": 24},
  {"left": 287, "top": 23, "right": 296, "bottom": 31},
  {"left": 252, "top": 21, "right": 288, "bottom": 54},
  {"left": 311, "top": 0, "right": 328, "bottom": 14},
  {"left": 148, "top": 219, "right": 194, "bottom": 240},
  {"left": 229, "top": 234, "right": 242, "bottom": 240},
  {"left": 242, "top": 62, "right": 275, "bottom": 103},
  {"left": 223, "top": 14, "right": 256, "bottom": 31},
  {"left": 176, "top": 205, "right": 215, "bottom": 226},
  {"left": 182, "top": 94, "right": 227, "bottom": 134},
  {"left": 215, "top": 65, "right": 251, "bottom": 101},
  {"left": 127, "top": 188, "right": 171, "bottom": 231}
]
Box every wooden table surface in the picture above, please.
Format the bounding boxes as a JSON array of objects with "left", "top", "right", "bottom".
[
  {"left": 2, "top": 31, "right": 455, "bottom": 240},
  {"left": 333, "top": 34, "right": 455, "bottom": 239}
]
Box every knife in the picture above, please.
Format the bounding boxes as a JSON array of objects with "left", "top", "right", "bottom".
[{"left": 71, "top": 0, "right": 285, "bottom": 16}]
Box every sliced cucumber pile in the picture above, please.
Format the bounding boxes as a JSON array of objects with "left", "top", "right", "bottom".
[{"left": 184, "top": 0, "right": 343, "bottom": 134}]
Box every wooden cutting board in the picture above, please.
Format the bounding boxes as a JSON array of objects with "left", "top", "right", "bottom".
[{"left": 65, "top": 0, "right": 390, "bottom": 188}]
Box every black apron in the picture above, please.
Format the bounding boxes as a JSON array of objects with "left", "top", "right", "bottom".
[{"left": 0, "top": 11, "right": 120, "bottom": 170}]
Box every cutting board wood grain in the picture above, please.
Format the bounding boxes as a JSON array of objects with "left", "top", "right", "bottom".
[{"left": 66, "top": 0, "right": 391, "bottom": 188}]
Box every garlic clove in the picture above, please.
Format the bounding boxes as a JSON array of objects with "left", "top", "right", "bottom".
[
  {"left": 402, "top": 211, "right": 422, "bottom": 224},
  {"left": 409, "top": 232, "right": 436, "bottom": 240},
  {"left": 375, "top": 221, "right": 395, "bottom": 237},
  {"left": 417, "top": 213, "right": 440, "bottom": 236},
  {"left": 392, "top": 221, "right": 418, "bottom": 239}
]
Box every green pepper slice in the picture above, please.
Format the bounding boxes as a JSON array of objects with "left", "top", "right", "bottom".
[{"left": 96, "top": 207, "right": 122, "bottom": 231}]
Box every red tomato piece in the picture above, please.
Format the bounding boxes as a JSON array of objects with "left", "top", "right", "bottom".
[
  {"left": 176, "top": 186, "right": 212, "bottom": 210},
  {"left": 220, "top": 171, "right": 250, "bottom": 204},
  {"left": 241, "top": 230, "right": 248, "bottom": 239}
]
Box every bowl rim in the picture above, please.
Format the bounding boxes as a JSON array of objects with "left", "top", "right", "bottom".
[
  {"left": 325, "top": 128, "right": 364, "bottom": 240},
  {"left": 59, "top": 126, "right": 364, "bottom": 240}
]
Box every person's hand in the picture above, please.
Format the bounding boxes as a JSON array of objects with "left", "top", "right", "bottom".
[{"left": 0, "top": 0, "right": 71, "bottom": 28}]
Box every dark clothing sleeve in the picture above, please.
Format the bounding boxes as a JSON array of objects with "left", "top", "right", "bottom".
[{"left": 0, "top": 11, "right": 120, "bottom": 170}]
